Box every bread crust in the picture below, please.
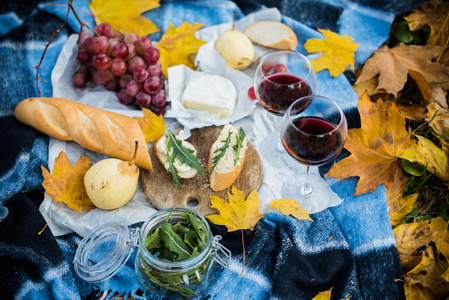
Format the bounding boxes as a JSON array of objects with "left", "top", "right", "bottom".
[
  {"left": 244, "top": 21, "right": 298, "bottom": 51},
  {"left": 154, "top": 137, "right": 198, "bottom": 179},
  {"left": 14, "top": 97, "right": 152, "bottom": 171}
]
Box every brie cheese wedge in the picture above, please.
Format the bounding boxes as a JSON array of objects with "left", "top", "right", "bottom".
[{"left": 182, "top": 74, "right": 237, "bottom": 118}]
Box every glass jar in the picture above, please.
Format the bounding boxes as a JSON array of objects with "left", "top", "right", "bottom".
[{"left": 74, "top": 207, "right": 230, "bottom": 299}]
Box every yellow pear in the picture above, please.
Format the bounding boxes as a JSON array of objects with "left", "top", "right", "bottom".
[
  {"left": 215, "top": 16, "right": 254, "bottom": 70},
  {"left": 84, "top": 142, "right": 140, "bottom": 210}
]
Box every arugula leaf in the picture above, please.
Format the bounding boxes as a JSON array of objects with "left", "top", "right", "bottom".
[
  {"left": 165, "top": 131, "right": 203, "bottom": 185},
  {"left": 159, "top": 221, "right": 191, "bottom": 261},
  {"left": 233, "top": 127, "right": 246, "bottom": 166},
  {"left": 209, "top": 129, "right": 232, "bottom": 175},
  {"left": 145, "top": 227, "right": 161, "bottom": 250},
  {"left": 166, "top": 150, "right": 180, "bottom": 186}
]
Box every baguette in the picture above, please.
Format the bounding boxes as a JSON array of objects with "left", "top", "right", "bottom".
[
  {"left": 14, "top": 97, "right": 152, "bottom": 171},
  {"left": 155, "top": 134, "right": 198, "bottom": 179},
  {"left": 244, "top": 21, "right": 298, "bottom": 50},
  {"left": 208, "top": 124, "right": 248, "bottom": 192}
]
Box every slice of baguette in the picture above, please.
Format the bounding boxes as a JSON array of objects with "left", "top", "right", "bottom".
[
  {"left": 155, "top": 134, "right": 198, "bottom": 179},
  {"left": 244, "top": 21, "right": 298, "bottom": 50},
  {"left": 208, "top": 124, "right": 248, "bottom": 192},
  {"left": 14, "top": 97, "right": 152, "bottom": 171}
]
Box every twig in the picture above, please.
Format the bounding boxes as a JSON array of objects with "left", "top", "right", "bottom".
[
  {"left": 35, "top": 0, "right": 96, "bottom": 97},
  {"left": 436, "top": 35, "right": 449, "bottom": 64}
]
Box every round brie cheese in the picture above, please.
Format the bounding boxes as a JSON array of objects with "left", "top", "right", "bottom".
[{"left": 181, "top": 74, "right": 237, "bottom": 118}]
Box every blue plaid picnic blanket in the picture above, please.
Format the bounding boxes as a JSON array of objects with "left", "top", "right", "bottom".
[{"left": 0, "top": 0, "right": 425, "bottom": 299}]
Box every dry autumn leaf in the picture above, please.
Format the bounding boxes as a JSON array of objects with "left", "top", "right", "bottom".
[
  {"left": 304, "top": 29, "right": 359, "bottom": 77},
  {"left": 135, "top": 107, "right": 165, "bottom": 143},
  {"left": 399, "top": 135, "right": 449, "bottom": 182},
  {"left": 385, "top": 171, "right": 417, "bottom": 227},
  {"left": 405, "top": 0, "right": 449, "bottom": 46},
  {"left": 393, "top": 220, "right": 437, "bottom": 272},
  {"left": 41, "top": 151, "right": 95, "bottom": 213},
  {"left": 157, "top": 21, "right": 206, "bottom": 77},
  {"left": 207, "top": 186, "right": 265, "bottom": 276},
  {"left": 89, "top": 0, "right": 160, "bottom": 36},
  {"left": 356, "top": 44, "right": 449, "bottom": 96},
  {"left": 325, "top": 92, "right": 411, "bottom": 195},
  {"left": 207, "top": 186, "right": 265, "bottom": 232},
  {"left": 406, "top": 247, "right": 448, "bottom": 298},
  {"left": 269, "top": 199, "right": 313, "bottom": 221},
  {"left": 311, "top": 287, "right": 333, "bottom": 300}
]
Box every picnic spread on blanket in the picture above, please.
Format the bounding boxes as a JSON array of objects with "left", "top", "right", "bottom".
[{"left": 2, "top": 0, "right": 448, "bottom": 299}]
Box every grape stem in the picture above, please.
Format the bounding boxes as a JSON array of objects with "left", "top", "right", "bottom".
[{"left": 35, "top": 0, "right": 96, "bottom": 97}]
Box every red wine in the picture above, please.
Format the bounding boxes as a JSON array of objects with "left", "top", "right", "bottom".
[
  {"left": 257, "top": 73, "right": 312, "bottom": 115},
  {"left": 282, "top": 116, "right": 343, "bottom": 165}
]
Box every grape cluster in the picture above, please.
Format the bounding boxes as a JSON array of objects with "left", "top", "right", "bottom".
[{"left": 74, "top": 23, "right": 167, "bottom": 109}]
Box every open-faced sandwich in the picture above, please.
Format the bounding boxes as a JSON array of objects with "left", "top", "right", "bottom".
[
  {"left": 208, "top": 124, "right": 248, "bottom": 192},
  {"left": 155, "top": 130, "right": 203, "bottom": 185}
]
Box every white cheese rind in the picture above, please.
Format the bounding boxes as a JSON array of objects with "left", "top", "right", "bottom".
[{"left": 182, "top": 74, "right": 237, "bottom": 118}]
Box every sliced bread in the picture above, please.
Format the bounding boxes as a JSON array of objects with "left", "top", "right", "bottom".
[
  {"left": 208, "top": 124, "right": 248, "bottom": 192},
  {"left": 244, "top": 21, "right": 298, "bottom": 51},
  {"left": 155, "top": 134, "right": 198, "bottom": 179}
]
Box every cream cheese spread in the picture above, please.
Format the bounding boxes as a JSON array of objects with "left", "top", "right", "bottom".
[
  {"left": 211, "top": 124, "right": 248, "bottom": 172},
  {"left": 182, "top": 74, "right": 237, "bottom": 118}
]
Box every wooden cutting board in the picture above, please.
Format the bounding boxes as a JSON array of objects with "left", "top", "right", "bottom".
[{"left": 140, "top": 126, "right": 263, "bottom": 217}]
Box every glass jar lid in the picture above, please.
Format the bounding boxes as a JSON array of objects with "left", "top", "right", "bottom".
[{"left": 74, "top": 223, "right": 139, "bottom": 282}]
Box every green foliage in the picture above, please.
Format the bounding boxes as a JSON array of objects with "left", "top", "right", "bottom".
[
  {"left": 385, "top": 17, "right": 430, "bottom": 47},
  {"left": 166, "top": 130, "right": 203, "bottom": 185},
  {"left": 142, "top": 210, "right": 210, "bottom": 297},
  {"left": 209, "top": 129, "right": 232, "bottom": 175}
]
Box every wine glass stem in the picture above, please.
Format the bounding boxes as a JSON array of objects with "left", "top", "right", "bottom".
[{"left": 301, "top": 166, "right": 313, "bottom": 196}]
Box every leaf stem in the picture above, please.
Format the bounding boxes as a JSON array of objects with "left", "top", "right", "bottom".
[
  {"left": 240, "top": 228, "right": 245, "bottom": 277},
  {"left": 38, "top": 201, "right": 63, "bottom": 235}
]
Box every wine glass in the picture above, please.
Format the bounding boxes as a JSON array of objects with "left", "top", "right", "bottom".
[
  {"left": 280, "top": 95, "right": 348, "bottom": 213},
  {"left": 254, "top": 50, "right": 316, "bottom": 167}
]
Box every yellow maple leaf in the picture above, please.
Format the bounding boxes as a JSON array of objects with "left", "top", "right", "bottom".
[
  {"left": 399, "top": 135, "right": 449, "bottom": 182},
  {"left": 135, "top": 107, "right": 165, "bottom": 143},
  {"left": 157, "top": 21, "right": 206, "bottom": 77},
  {"left": 428, "top": 217, "right": 449, "bottom": 259},
  {"left": 406, "top": 247, "right": 448, "bottom": 298},
  {"left": 269, "top": 199, "right": 313, "bottom": 221},
  {"left": 385, "top": 171, "right": 417, "bottom": 228},
  {"left": 207, "top": 186, "right": 265, "bottom": 232},
  {"left": 41, "top": 151, "right": 96, "bottom": 213},
  {"left": 393, "top": 220, "right": 437, "bottom": 272},
  {"left": 325, "top": 92, "right": 411, "bottom": 195},
  {"left": 89, "top": 0, "right": 160, "bottom": 37},
  {"left": 405, "top": 0, "right": 449, "bottom": 46},
  {"left": 304, "top": 29, "right": 359, "bottom": 77},
  {"left": 311, "top": 287, "right": 333, "bottom": 300}
]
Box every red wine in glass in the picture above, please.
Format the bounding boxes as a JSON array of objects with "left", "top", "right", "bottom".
[
  {"left": 281, "top": 116, "right": 344, "bottom": 165},
  {"left": 257, "top": 73, "right": 312, "bottom": 115}
]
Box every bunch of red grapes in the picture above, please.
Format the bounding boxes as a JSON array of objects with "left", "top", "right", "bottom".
[{"left": 74, "top": 23, "right": 167, "bottom": 109}]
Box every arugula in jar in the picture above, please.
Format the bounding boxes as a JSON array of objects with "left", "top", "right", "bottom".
[{"left": 142, "top": 210, "right": 210, "bottom": 297}]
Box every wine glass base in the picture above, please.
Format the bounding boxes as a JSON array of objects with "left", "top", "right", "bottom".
[
  {"left": 259, "top": 132, "right": 297, "bottom": 168},
  {"left": 281, "top": 173, "right": 331, "bottom": 214}
]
